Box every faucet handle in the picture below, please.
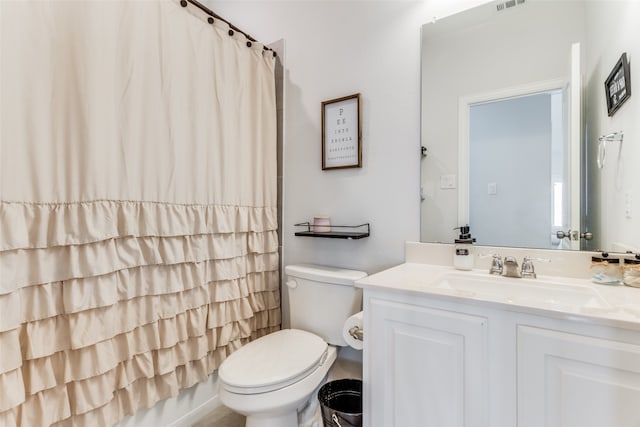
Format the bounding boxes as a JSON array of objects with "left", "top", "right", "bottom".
[
  {"left": 489, "top": 254, "right": 503, "bottom": 275},
  {"left": 521, "top": 256, "right": 536, "bottom": 278},
  {"left": 520, "top": 256, "right": 550, "bottom": 279}
]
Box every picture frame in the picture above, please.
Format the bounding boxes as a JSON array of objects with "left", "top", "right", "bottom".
[
  {"left": 321, "top": 93, "right": 362, "bottom": 170},
  {"left": 604, "top": 52, "right": 631, "bottom": 117}
]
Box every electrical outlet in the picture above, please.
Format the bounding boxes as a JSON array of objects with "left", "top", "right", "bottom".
[{"left": 488, "top": 182, "right": 497, "bottom": 195}]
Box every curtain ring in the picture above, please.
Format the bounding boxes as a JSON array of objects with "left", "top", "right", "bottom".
[
  {"left": 207, "top": 17, "right": 214, "bottom": 24},
  {"left": 228, "top": 29, "right": 234, "bottom": 36},
  {"left": 180, "top": 0, "right": 187, "bottom": 7}
]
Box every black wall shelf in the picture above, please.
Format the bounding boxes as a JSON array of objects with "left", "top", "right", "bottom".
[{"left": 294, "top": 222, "right": 370, "bottom": 240}]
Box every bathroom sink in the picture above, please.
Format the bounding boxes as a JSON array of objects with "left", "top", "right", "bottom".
[{"left": 429, "top": 273, "right": 609, "bottom": 310}]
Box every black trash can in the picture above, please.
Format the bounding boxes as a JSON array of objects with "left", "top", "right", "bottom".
[{"left": 318, "top": 378, "right": 362, "bottom": 427}]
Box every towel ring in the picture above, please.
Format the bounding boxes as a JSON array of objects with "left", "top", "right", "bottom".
[{"left": 597, "top": 131, "right": 623, "bottom": 169}]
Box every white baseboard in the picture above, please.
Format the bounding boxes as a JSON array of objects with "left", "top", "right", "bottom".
[{"left": 168, "top": 394, "right": 221, "bottom": 427}]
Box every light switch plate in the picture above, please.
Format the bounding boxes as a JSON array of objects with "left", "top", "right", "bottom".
[
  {"left": 488, "top": 182, "right": 497, "bottom": 195},
  {"left": 440, "top": 174, "right": 457, "bottom": 189}
]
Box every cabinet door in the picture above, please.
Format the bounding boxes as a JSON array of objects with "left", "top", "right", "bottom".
[
  {"left": 367, "top": 298, "right": 488, "bottom": 427},
  {"left": 518, "top": 325, "right": 640, "bottom": 427}
]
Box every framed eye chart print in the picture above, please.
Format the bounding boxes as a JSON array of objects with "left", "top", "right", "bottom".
[
  {"left": 321, "top": 93, "right": 362, "bottom": 170},
  {"left": 604, "top": 52, "right": 631, "bottom": 117}
]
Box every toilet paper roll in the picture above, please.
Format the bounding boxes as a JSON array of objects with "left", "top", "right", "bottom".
[{"left": 342, "top": 311, "right": 364, "bottom": 350}]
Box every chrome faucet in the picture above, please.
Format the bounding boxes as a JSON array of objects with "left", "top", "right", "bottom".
[{"left": 502, "top": 256, "right": 521, "bottom": 278}]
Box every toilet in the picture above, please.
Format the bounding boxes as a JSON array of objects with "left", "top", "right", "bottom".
[{"left": 218, "top": 264, "right": 367, "bottom": 427}]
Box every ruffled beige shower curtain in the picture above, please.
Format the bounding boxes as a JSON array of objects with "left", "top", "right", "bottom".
[{"left": 0, "top": 1, "right": 280, "bottom": 425}]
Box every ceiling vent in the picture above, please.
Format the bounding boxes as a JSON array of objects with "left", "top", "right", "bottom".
[{"left": 496, "top": 0, "right": 525, "bottom": 12}]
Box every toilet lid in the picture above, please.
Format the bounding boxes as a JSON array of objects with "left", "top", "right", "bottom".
[{"left": 219, "top": 329, "right": 328, "bottom": 394}]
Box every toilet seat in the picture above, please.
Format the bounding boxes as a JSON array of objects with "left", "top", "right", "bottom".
[{"left": 219, "top": 329, "right": 328, "bottom": 395}]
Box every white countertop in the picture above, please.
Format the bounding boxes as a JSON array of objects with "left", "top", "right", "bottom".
[{"left": 356, "top": 262, "right": 640, "bottom": 330}]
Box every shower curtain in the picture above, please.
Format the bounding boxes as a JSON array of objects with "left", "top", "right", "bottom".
[{"left": 0, "top": 1, "right": 280, "bottom": 425}]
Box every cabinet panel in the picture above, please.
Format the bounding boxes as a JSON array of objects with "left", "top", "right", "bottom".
[
  {"left": 368, "top": 298, "right": 488, "bottom": 427},
  {"left": 518, "top": 325, "right": 640, "bottom": 427}
]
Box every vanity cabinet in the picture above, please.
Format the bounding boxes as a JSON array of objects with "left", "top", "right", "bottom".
[
  {"left": 362, "top": 288, "right": 640, "bottom": 427},
  {"left": 517, "top": 326, "right": 640, "bottom": 427},
  {"left": 366, "top": 297, "right": 488, "bottom": 427}
]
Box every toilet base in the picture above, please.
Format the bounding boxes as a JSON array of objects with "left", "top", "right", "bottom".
[{"left": 245, "top": 411, "right": 297, "bottom": 427}]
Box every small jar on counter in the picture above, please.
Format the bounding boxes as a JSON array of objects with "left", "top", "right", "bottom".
[
  {"left": 622, "top": 255, "right": 640, "bottom": 288},
  {"left": 590, "top": 254, "right": 623, "bottom": 285}
]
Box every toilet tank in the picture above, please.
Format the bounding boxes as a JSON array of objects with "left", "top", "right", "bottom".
[{"left": 285, "top": 264, "right": 367, "bottom": 346}]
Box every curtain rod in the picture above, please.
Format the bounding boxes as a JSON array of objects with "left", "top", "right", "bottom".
[{"left": 181, "top": 0, "right": 277, "bottom": 57}]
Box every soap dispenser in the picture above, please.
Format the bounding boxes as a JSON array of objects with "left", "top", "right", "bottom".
[{"left": 453, "top": 225, "right": 476, "bottom": 270}]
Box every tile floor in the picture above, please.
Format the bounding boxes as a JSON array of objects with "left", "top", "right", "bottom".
[{"left": 191, "top": 405, "right": 245, "bottom": 427}]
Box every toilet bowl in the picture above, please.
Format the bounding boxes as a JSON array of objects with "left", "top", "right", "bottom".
[{"left": 217, "top": 264, "right": 367, "bottom": 427}]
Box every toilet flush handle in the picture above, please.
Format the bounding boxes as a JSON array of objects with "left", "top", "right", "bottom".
[{"left": 286, "top": 279, "right": 298, "bottom": 289}]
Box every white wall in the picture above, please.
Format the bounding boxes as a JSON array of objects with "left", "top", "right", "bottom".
[
  {"left": 207, "top": 0, "right": 499, "bottom": 272},
  {"left": 208, "top": 1, "right": 423, "bottom": 276},
  {"left": 584, "top": 1, "right": 640, "bottom": 252},
  {"left": 206, "top": 0, "right": 481, "bottom": 330}
]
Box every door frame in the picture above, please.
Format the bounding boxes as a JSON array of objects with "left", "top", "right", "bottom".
[{"left": 457, "top": 77, "right": 566, "bottom": 230}]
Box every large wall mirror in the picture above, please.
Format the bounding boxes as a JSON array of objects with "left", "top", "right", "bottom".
[{"left": 420, "top": 0, "right": 639, "bottom": 253}]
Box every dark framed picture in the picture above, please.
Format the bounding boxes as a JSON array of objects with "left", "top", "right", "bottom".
[
  {"left": 321, "top": 93, "right": 362, "bottom": 170},
  {"left": 604, "top": 52, "right": 631, "bottom": 117}
]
